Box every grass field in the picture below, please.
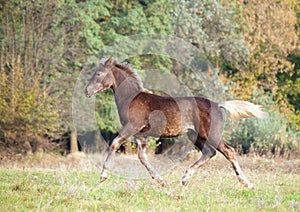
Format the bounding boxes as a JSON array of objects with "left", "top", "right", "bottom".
[{"left": 0, "top": 153, "right": 299, "bottom": 211}]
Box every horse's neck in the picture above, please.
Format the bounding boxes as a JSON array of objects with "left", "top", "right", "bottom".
[{"left": 112, "top": 68, "right": 143, "bottom": 109}]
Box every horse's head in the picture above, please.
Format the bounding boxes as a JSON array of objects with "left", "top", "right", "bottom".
[{"left": 85, "top": 57, "right": 115, "bottom": 97}]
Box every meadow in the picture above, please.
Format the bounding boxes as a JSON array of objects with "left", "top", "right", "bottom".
[{"left": 0, "top": 153, "right": 299, "bottom": 211}]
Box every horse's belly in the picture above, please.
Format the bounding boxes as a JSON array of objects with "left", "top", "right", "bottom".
[
  {"left": 161, "top": 123, "right": 182, "bottom": 137},
  {"left": 139, "top": 125, "right": 182, "bottom": 138},
  {"left": 137, "top": 110, "right": 183, "bottom": 138}
]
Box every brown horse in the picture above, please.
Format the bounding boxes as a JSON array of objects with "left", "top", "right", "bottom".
[{"left": 85, "top": 57, "right": 266, "bottom": 188}]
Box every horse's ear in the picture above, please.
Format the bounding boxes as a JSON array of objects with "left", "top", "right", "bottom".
[{"left": 105, "top": 56, "right": 113, "bottom": 66}]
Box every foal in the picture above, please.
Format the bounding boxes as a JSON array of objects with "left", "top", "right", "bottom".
[{"left": 85, "top": 57, "right": 266, "bottom": 188}]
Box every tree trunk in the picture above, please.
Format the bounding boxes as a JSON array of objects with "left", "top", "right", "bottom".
[{"left": 70, "top": 130, "right": 78, "bottom": 153}]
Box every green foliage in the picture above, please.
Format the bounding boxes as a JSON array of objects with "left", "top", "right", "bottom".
[
  {"left": 173, "top": 0, "right": 249, "bottom": 67},
  {"left": 226, "top": 92, "right": 299, "bottom": 156},
  {"left": 277, "top": 54, "right": 300, "bottom": 131},
  {"left": 95, "top": 90, "right": 121, "bottom": 133},
  {"left": 74, "top": 0, "right": 111, "bottom": 53},
  {"left": 0, "top": 57, "right": 60, "bottom": 142},
  {"left": 228, "top": 0, "right": 298, "bottom": 98},
  {"left": 0, "top": 0, "right": 299, "bottom": 156},
  {"left": 222, "top": 0, "right": 300, "bottom": 147}
]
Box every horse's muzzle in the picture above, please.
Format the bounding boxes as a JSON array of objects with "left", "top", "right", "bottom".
[{"left": 85, "top": 88, "right": 93, "bottom": 98}]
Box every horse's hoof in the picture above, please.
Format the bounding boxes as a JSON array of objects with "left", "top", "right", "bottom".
[
  {"left": 182, "top": 178, "right": 188, "bottom": 186},
  {"left": 159, "top": 180, "right": 168, "bottom": 187},
  {"left": 247, "top": 183, "right": 255, "bottom": 189},
  {"left": 155, "top": 178, "right": 167, "bottom": 187},
  {"left": 100, "top": 176, "right": 107, "bottom": 183}
]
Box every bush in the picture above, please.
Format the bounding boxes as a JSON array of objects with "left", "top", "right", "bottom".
[
  {"left": 0, "top": 57, "right": 60, "bottom": 144},
  {"left": 225, "top": 92, "right": 299, "bottom": 157}
]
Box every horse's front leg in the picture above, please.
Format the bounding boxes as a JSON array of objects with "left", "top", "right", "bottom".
[
  {"left": 136, "top": 137, "right": 167, "bottom": 186},
  {"left": 100, "top": 124, "right": 137, "bottom": 183}
]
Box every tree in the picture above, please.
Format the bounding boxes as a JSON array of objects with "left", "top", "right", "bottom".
[
  {"left": 0, "top": 0, "right": 84, "bottom": 151},
  {"left": 228, "top": 0, "right": 298, "bottom": 98},
  {"left": 224, "top": 0, "right": 299, "bottom": 131},
  {"left": 173, "top": 0, "right": 249, "bottom": 68},
  {"left": 0, "top": 56, "right": 59, "bottom": 150}
]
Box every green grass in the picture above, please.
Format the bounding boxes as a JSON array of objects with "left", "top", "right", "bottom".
[{"left": 0, "top": 156, "right": 299, "bottom": 211}]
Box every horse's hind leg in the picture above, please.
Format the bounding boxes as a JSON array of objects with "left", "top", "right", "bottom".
[
  {"left": 136, "top": 137, "right": 167, "bottom": 186},
  {"left": 182, "top": 136, "right": 216, "bottom": 185},
  {"left": 217, "top": 140, "right": 254, "bottom": 188}
]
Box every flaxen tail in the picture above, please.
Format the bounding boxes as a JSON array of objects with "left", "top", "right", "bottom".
[{"left": 218, "top": 100, "right": 267, "bottom": 119}]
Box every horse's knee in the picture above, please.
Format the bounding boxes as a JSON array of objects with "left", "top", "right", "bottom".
[
  {"left": 138, "top": 152, "right": 146, "bottom": 162},
  {"left": 111, "top": 140, "right": 121, "bottom": 151},
  {"left": 137, "top": 146, "right": 147, "bottom": 161},
  {"left": 226, "top": 145, "right": 237, "bottom": 160}
]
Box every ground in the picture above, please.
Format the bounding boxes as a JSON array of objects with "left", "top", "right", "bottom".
[{"left": 0, "top": 151, "right": 299, "bottom": 211}]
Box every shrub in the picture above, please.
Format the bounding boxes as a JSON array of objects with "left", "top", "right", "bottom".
[
  {"left": 225, "top": 92, "right": 299, "bottom": 157},
  {"left": 0, "top": 57, "right": 60, "bottom": 144}
]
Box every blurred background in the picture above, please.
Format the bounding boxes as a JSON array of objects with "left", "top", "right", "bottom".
[{"left": 0, "top": 0, "right": 299, "bottom": 161}]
